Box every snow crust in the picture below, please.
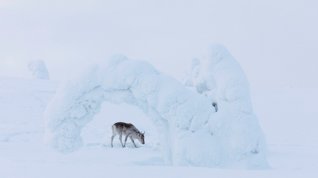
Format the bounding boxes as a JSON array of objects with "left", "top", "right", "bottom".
[{"left": 45, "top": 46, "right": 268, "bottom": 168}]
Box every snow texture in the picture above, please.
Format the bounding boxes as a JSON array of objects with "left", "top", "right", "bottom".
[
  {"left": 45, "top": 46, "right": 268, "bottom": 168},
  {"left": 28, "top": 60, "right": 50, "bottom": 80}
]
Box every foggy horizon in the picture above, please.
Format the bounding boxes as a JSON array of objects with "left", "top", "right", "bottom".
[{"left": 1, "top": 0, "right": 318, "bottom": 89}]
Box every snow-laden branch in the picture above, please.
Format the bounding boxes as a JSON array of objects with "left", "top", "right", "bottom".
[{"left": 45, "top": 46, "right": 268, "bottom": 169}]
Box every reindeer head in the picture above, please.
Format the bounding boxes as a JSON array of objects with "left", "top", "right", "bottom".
[{"left": 138, "top": 132, "right": 145, "bottom": 144}]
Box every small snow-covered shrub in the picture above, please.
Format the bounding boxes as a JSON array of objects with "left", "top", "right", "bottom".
[{"left": 28, "top": 60, "right": 50, "bottom": 80}]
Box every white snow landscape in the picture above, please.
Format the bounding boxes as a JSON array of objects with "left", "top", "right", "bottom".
[
  {"left": 1, "top": 48, "right": 318, "bottom": 177},
  {"left": 1, "top": 0, "right": 318, "bottom": 177}
]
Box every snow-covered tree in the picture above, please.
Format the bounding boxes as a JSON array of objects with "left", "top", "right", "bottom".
[
  {"left": 44, "top": 46, "right": 268, "bottom": 169},
  {"left": 28, "top": 60, "right": 50, "bottom": 80}
]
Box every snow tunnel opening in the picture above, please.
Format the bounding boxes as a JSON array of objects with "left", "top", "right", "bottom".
[{"left": 81, "top": 101, "right": 160, "bottom": 149}]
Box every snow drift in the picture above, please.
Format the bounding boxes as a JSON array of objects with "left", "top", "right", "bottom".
[{"left": 44, "top": 45, "right": 268, "bottom": 168}]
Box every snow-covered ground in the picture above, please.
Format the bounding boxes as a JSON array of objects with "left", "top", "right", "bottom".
[{"left": 0, "top": 77, "right": 317, "bottom": 177}]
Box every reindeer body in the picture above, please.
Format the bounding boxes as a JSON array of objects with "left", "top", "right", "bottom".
[{"left": 111, "top": 122, "right": 145, "bottom": 148}]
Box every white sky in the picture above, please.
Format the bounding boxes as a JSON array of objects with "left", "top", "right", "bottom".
[{"left": 1, "top": 0, "right": 318, "bottom": 88}]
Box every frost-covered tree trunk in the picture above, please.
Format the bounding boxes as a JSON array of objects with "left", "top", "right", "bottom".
[
  {"left": 28, "top": 60, "right": 50, "bottom": 80},
  {"left": 45, "top": 48, "right": 268, "bottom": 169}
]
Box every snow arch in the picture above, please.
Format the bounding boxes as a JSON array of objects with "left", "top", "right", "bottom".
[{"left": 45, "top": 47, "right": 268, "bottom": 168}]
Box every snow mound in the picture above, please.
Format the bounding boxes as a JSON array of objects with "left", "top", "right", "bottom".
[
  {"left": 45, "top": 47, "right": 268, "bottom": 169},
  {"left": 28, "top": 60, "right": 50, "bottom": 80}
]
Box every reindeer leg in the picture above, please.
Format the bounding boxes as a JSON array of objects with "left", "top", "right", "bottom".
[
  {"left": 119, "top": 134, "right": 124, "bottom": 148},
  {"left": 124, "top": 134, "right": 131, "bottom": 147},
  {"left": 111, "top": 134, "right": 115, "bottom": 148},
  {"left": 130, "top": 136, "right": 137, "bottom": 148}
]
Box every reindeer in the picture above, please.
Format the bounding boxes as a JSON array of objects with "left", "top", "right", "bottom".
[{"left": 111, "top": 122, "right": 145, "bottom": 148}]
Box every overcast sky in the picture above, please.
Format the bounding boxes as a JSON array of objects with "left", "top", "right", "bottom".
[{"left": 1, "top": 0, "right": 318, "bottom": 89}]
